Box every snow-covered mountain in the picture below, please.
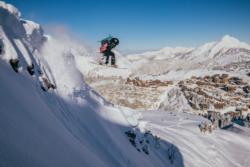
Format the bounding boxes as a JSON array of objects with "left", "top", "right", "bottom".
[
  {"left": 86, "top": 35, "right": 250, "bottom": 112},
  {"left": 127, "top": 47, "right": 194, "bottom": 61},
  {"left": 126, "top": 35, "right": 250, "bottom": 77},
  {"left": 127, "top": 34, "right": 250, "bottom": 63},
  {"left": 1, "top": 1, "right": 250, "bottom": 167},
  {"left": 0, "top": 2, "right": 168, "bottom": 166},
  {"left": 183, "top": 35, "right": 250, "bottom": 65}
]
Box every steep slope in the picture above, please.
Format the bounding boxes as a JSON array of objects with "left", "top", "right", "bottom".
[
  {"left": 141, "top": 110, "right": 250, "bottom": 167},
  {"left": 0, "top": 1, "right": 180, "bottom": 167},
  {"left": 0, "top": 61, "right": 107, "bottom": 167}
]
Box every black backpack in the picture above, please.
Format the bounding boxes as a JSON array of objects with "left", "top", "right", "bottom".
[{"left": 110, "top": 38, "right": 119, "bottom": 48}]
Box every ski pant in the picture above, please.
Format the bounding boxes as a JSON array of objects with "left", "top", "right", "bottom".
[{"left": 103, "top": 50, "right": 115, "bottom": 65}]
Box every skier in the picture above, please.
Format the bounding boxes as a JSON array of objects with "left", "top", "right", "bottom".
[{"left": 99, "top": 35, "right": 119, "bottom": 67}]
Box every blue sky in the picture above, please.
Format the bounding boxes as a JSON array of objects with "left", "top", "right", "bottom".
[{"left": 5, "top": 0, "right": 250, "bottom": 51}]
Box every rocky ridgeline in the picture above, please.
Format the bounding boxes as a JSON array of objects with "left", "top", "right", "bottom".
[
  {"left": 85, "top": 76, "right": 173, "bottom": 109},
  {"left": 125, "top": 129, "right": 177, "bottom": 164},
  {"left": 213, "top": 61, "right": 250, "bottom": 74},
  {"left": 126, "top": 77, "right": 173, "bottom": 88},
  {"left": 179, "top": 74, "right": 250, "bottom": 113}
]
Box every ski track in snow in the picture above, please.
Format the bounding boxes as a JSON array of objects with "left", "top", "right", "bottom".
[{"left": 140, "top": 111, "right": 250, "bottom": 167}]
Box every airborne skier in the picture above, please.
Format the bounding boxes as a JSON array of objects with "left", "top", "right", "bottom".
[{"left": 99, "top": 35, "right": 119, "bottom": 67}]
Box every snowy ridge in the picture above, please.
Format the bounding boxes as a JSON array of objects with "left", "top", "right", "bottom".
[
  {"left": 186, "top": 35, "right": 250, "bottom": 64},
  {"left": 0, "top": 2, "right": 180, "bottom": 167},
  {"left": 127, "top": 47, "right": 194, "bottom": 61},
  {"left": 0, "top": 1, "right": 20, "bottom": 17},
  {"left": 0, "top": 0, "right": 45, "bottom": 66},
  {"left": 156, "top": 86, "right": 192, "bottom": 112},
  {"left": 127, "top": 35, "right": 250, "bottom": 77}
]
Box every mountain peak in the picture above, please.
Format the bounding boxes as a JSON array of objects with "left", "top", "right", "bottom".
[
  {"left": 215, "top": 34, "right": 250, "bottom": 49},
  {"left": 221, "top": 35, "right": 239, "bottom": 43},
  {"left": 0, "top": 1, "right": 20, "bottom": 18}
]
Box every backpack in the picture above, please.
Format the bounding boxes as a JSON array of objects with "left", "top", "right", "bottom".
[
  {"left": 99, "top": 36, "right": 119, "bottom": 53},
  {"left": 100, "top": 42, "right": 108, "bottom": 53},
  {"left": 110, "top": 38, "right": 119, "bottom": 48}
]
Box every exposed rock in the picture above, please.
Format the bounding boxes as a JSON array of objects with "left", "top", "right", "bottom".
[
  {"left": 228, "top": 77, "right": 243, "bottom": 85},
  {"left": 86, "top": 76, "right": 171, "bottom": 110},
  {"left": 180, "top": 74, "right": 250, "bottom": 113},
  {"left": 243, "top": 85, "right": 250, "bottom": 94},
  {"left": 214, "top": 102, "right": 225, "bottom": 109},
  {"left": 222, "top": 85, "right": 236, "bottom": 93},
  {"left": 126, "top": 77, "right": 173, "bottom": 88},
  {"left": 221, "top": 74, "right": 229, "bottom": 83},
  {"left": 191, "top": 76, "right": 197, "bottom": 80},
  {"left": 199, "top": 103, "right": 209, "bottom": 110},
  {"left": 221, "top": 73, "right": 229, "bottom": 79},
  {"left": 27, "top": 63, "right": 35, "bottom": 75},
  {"left": 158, "top": 86, "right": 192, "bottom": 112},
  {"left": 9, "top": 58, "right": 19, "bottom": 73},
  {"left": 212, "top": 74, "right": 221, "bottom": 83},
  {"left": 40, "top": 76, "right": 56, "bottom": 91}
]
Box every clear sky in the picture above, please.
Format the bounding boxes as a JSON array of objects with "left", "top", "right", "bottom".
[{"left": 5, "top": 0, "right": 250, "bottom": 51}]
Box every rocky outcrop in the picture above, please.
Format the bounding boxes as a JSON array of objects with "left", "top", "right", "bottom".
[
  {"left": 179, "top": 74, "right": 250, "bottom": 113},
  {"left": 85, "top": 76, "right": 172, "bottom": 110},
  {"left": 126, "top": 77, "right": 173, "bottom": 88},
  {"left": 158, "top": 86, "right": 192, "bottom": 112},
  {"left": 213, "top": 61, "right": 250, "bottom": 73}
]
